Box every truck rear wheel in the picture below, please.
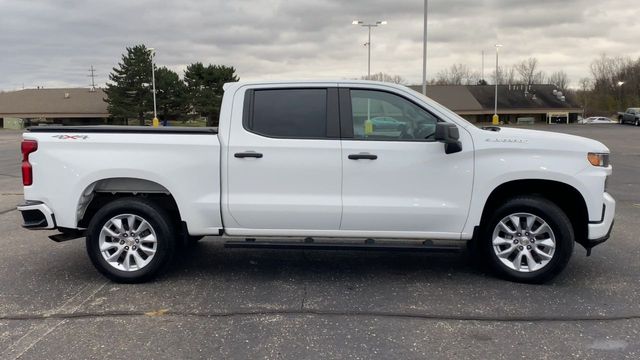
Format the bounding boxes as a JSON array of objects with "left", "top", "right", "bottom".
[
  {"left": 480, "top": 196, "right": 574, "bottom": 284},
  {"left": 86, "top": 198, "right": 176, "bottom": 283}
]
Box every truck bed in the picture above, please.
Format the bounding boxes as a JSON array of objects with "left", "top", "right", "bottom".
[{"left": 22, "top": 126, "right": 223, "bottom": 235}]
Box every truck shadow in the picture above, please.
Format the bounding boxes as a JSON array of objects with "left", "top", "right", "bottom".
[{"left": 168, "top": 240, "right": 488, "bottom": 282}]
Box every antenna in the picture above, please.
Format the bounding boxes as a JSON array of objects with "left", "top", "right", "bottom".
[{"left": 88, "top": 65, "right": 97, "bottom": 92}]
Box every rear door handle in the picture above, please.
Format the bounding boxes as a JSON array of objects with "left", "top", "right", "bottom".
[
  {"left": 235, "top": 152, "right": 263, "bottom": 159},
  {"left": 348, "top": 153, "right": 377, "bottom": 160}
]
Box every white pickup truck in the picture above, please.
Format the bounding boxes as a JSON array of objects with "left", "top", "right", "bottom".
[{"left": 17, "top": 80, "right": 615, "bottom": 284}]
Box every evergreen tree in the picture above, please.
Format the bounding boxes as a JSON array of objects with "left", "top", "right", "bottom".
[
  {"left": 154, "top": 67, "right": 189, "bottom": 122},
  {"left": 184, "top": 63, "right": 239, "bottom": 126},
  {"left": 104, "top": 45, "right": 153, "bottom": 124}
]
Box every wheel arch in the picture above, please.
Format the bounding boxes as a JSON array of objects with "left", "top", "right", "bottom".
[
  {"left": 76, "top": 177, "right": 182, "bottom": 229},
  {"left": 479, "top": 179, "right": 589, "bottom": 247}
]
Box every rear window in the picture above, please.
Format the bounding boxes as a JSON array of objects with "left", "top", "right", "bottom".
[{"left": 248, "top": 89, "right": 328, "bottom": 138}]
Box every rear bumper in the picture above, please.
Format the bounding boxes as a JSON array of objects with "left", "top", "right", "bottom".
[
  {"left": 586, "top": 192, "right": 615, "bottom": 245},
  {"left": 16, "top": 201, "right": 56, "bottom": 229}
]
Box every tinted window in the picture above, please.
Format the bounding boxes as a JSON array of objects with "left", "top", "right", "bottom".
[
  {"left": 350, "top": 90, "right": 439, "bottom": 141},
  {"left": 250, "top": 89, "right": 327, "bottom": 138}
]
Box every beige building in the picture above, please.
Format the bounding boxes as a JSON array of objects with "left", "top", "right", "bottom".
[{"left": 0, "top": 88, "right": 109, "bottom": 129}]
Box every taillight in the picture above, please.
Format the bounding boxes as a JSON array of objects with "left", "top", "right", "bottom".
[{"left": 21, "top": 140, "right": 38, "bottom": 186}]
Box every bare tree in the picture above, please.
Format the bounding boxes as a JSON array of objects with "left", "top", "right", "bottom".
[
  {"left": 515, "top": 57, "right": 546, "bottom": 86},
  {"left": 504, "top": 66, "right": 517, "bottom": 85},
  {"left": 577, "top": 77, "right": 593, "bottom": 113},
  {"left": 490, "top": 65, "right": 503, "bottom": 85},
  {"left": 361, "top": 72, "right": 406, "bottom": 84},
  {"left": 548, "top": 70, "right": 570, "bottom": 92},
  {"left": 589, "top": 54, "right": 636, "bottom": 111},
  {"left": 533, "top": 71, "right": 547, "bottom": 85},
  {"left": 579, "top": 77, "right": 592, "bottom": 92},
  {"left": 435, "top": 64, "right": 478, "bottom": 85},
  {"left": 491, "top": 65, "right": 517, "bottom": 85}
]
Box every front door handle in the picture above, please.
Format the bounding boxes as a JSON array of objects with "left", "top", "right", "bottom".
[
  {"left": 235, "top": 152, "right": 263, "bottom": 159},
  {"left": 348, "top": 153, "right": 377, "bottom": 160}
]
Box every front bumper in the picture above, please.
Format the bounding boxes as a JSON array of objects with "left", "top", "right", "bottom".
[
  {"left": 588, "top": 192, "right": 615, "bottom": 240},
  {"left": 580, "top": 192, "right": 615, "bottom": 253},
  {"left": 16, "top": 201, "right": 56, "bottom": 229}
]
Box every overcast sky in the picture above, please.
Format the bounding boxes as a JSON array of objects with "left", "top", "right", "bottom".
[{"left": 1, "top": 0, "right": 639, "bottom": 91}]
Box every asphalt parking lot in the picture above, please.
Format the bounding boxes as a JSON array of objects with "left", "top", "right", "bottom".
[{"left": 0, "top": 124, "right": 639, "bottom": 359}]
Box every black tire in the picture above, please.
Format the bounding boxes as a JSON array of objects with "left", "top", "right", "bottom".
[
  {"left": 479, "top": 196, "right": 574, "bottom": 284},
  {"left": 86, "top": 197, "right": 176, "bottom": 283}
]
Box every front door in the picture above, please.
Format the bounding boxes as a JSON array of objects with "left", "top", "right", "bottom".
[
  {"left": 339, "top": 87, "right": 474, "bottom": 238},
  {"left": 226, "top": 86, "right": 343, "bottom": 232}
]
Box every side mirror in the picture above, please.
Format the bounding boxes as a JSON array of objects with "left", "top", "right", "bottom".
[{"left": 434, "top": 123, "right": 462, "bottom": 154}]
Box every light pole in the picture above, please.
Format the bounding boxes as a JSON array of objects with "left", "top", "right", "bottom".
[
  {"left": 352, "top": 20, "right": 387, "bottom": 79},
  {"left": 148, "top": 48, "right": 159, "bottom": 127},
  {"left": 422, "top": 0, "right": 428, "bottom": 95},
  {"left": 617, "top": 81, "right": 625, "bottom": 112},
  {"left": 493, "top": 44, "right": 503, "bottom": 125}
]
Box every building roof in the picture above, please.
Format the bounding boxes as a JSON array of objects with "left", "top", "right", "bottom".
[
  {"left": 408, "top": 84, "right": 582, "bottom": 114},
  {"left": 408, "top": 85, "right": 484, "bottom": 111},
  {"left": 0, "top": 88, "right": 108, "bottom": 118}
]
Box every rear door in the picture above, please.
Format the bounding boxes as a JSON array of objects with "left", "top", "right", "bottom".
[
  {"left": 225, "top": 86, "right": 343, "bottom": 232},
  {"left": 338, "top": 86, "right": 474, "bottom": 238}
]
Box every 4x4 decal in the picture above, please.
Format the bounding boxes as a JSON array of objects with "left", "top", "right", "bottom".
[{"left": 51, "top": 135, "right": 89, "bottom": 140}]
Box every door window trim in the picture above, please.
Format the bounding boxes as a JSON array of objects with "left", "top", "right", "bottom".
[
  {"left": 242, "top": 87, "right": 341, "bottom": 140},
  {"left": 339, "top": 88, "right": 443, "bottom": 142}
]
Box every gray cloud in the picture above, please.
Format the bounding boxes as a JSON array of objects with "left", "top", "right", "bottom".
[{"left": 0, "top": 0, "right": 639, "bottom": 91}]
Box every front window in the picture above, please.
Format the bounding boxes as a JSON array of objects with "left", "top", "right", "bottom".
[{"left": 350, "top": 90, "right": 439, "bottom": 141}]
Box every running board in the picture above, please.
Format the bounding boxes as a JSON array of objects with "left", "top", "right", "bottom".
[
  {"left": 48, "top": 229, "right": 85, "bottom": 242},
  {"left": 224, "top": 239, "right": 463, "bottom": 253}
]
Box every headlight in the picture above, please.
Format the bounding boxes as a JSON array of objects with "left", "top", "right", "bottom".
[{"left": 587, "top": 152, "right": 610, "bottom": 167}]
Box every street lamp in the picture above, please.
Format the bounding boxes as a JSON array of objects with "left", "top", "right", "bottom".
[
  {"left": 148, "top": 48, "right": 159, "bottom": 127},
  {"left": 352, "top": 20, "right": 387, "bottom": 79},
  {"left": 493, "top": 44, "right": 503, "bottom": 125},
  {"left": 617, "top": 81, "right": 625, "bottom": 111}
]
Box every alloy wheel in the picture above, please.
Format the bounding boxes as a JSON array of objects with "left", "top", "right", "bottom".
[
  {"left": 98, "top": 214, "right": 158, "bottom": 272},
  {"left": 492, "top": 212, "right": 556, "bottom": 272}
]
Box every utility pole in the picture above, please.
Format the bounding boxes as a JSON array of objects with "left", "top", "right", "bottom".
[
  {"left": 88, "top": 65, "right": 97, "bottom": 92},
  {"left": 481, "top": 51, "right": 484, "bottom": 84},
  {"left": 422, "top": 0, "right": 428, "bottom": 95}
]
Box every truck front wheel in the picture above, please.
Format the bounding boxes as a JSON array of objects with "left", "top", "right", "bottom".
[
  {"left": 480, "top": 196, "right": 574, "bottom": 283},
  {"left": 86, "top": 198, "right": 176, "bottom": 283}
]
